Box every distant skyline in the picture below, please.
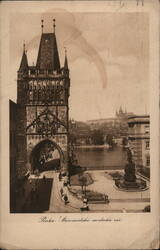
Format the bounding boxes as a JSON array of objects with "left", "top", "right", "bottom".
[{"left": 9, "top": 12, "right": 149, "bottom": 121}]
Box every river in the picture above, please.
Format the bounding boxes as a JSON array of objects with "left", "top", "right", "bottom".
[{"left": 74, "top": 146, "right": 127, "bottom": 170}]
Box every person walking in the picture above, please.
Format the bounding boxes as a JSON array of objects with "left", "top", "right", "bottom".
[
  {"left": 58, "top": 172, "right": 62, "bottom": 181},
  {"left": 43, "top": 174, "right": 46, "bottom": 184},
  {"left": 60, "top": 187, "right": 63, "bottom": 196},
  {"left": 83, "top": 196, "right": 88, "bottom": 205},
  {"left": 63, "top": 194, "right": 68, "bottom": 205}
]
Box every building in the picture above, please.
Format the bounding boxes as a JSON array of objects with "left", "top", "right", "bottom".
[
  {"left": 10, "top": 20, "right": 70, "bottom": 179},
  {"left": 86, "top": 107, "right": 134, "bottom": 137},
  {"left": 116, "top": 106, "right": 134, "bottom": 120},
  {"left": 87, "top": 118, "right": 117, "bottom": 130},
  {"left": 10, "top": 100, "right": 17, "bottom": 211},
  {"left": 128, "top": 115, "right": 150, "bottom": 170}
]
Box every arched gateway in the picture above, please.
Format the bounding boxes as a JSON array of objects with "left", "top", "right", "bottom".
[
  {"left": 15, "top": 20, "right": 70, "bottom": 175},
  {"left": 30, "top": 139, "right": 64, "bottom": 172}
]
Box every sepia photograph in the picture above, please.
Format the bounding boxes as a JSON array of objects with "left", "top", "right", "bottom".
[
  {"left": 0, "top": 0, "right": 159, "bottom": 249},
  {"left": 9, "top": 11, "right": 150, "bottom": 214}
]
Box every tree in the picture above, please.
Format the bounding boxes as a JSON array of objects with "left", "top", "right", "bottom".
[
  {"left": 105, "top": 134, "right": 114, "bottom": 146},
  {"left": 79, "top": 175, "right": 87, "bottom": 194},
  {"left": 91, "top": 129, "right": 104, "bottom": 145},
  {"left": 122, "top": 137, "right": 128, "bottom": 146}
]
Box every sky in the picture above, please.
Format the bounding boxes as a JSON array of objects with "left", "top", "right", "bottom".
[{"left": 9, "top": 11, "right": 149, "bottom": 121}]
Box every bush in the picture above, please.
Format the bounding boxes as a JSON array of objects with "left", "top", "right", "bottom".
[
  {"left": 70, "top": 172, "right": 93, "bottom": 186},
  {"left": 85, "top": 190, "right": 107, "bottom": 202}
]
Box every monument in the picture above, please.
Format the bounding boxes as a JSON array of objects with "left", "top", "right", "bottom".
[{"left": 115, "top": 148, "right": 147, "bottom": 191}]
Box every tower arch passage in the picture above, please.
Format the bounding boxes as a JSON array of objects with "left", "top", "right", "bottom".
[
  {"left": 30, "top": 139, "right": 64, "bottom": 172},
  {"left": 15, "top": 22, "right": 70, "bottom": 177}
]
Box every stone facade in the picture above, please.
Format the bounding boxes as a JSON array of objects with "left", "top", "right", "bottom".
[
  {"left": 11, "top": 24, "right": 70, "bottom": 177},
  {"left": 128, "top": 115, "right": 150, "bottom": 169}
]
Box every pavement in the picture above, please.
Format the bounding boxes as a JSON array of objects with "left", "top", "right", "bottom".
[
  {"left": 47, "top": 170, "right": 150, "bottom": 213},
  {"left": 48, "top": 172, "right": 81, "bottom": 213},
  {"left": 14, "top": 170, "right": 150, "bottom": 213},
  {"left": 86, "top": 170, "right": 150, "bottom": 200}
]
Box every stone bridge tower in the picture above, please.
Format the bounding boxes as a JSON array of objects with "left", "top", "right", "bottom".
[{"left": 16, "top": 20, "right": 70, "bottom": 174}]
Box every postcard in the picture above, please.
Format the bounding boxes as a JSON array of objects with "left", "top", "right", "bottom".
[{"left": 0, "top": 0, "right": 159, "bottom": 249}]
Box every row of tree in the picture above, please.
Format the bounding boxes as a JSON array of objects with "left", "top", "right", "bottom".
[{"left": 69, "top": 128, "right": 115, "bottom": 146}]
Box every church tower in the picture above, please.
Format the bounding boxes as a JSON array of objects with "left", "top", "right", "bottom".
[{"left": 16, "top": 20, "right": 70, "bottom": 174}]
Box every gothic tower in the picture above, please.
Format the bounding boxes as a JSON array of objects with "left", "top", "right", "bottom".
[{"left": 16, "top": 20, "right": 70, "bottom": 174}]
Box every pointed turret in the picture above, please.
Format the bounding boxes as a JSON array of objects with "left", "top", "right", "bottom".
[
  {"left": 119, "top": 106, "right": 123, "bottom": 114},
  {"left": 64, "top": 48, "right": 68, "bottom": 69},
  {"left": 36, "top": 19, "right": 60, "bottom": 71},
  {"left": 19, "top": 43, "right": 28, "bottom": 72}
]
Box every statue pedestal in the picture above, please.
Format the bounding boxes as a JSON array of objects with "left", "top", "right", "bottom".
[
  {"left": 115, "top": 177, "right": 147, "bottom": 191},
  {"left": 115, "top": 148, "right": 148, "bottom": 191},
  {"left": 115, "top": 158, "right": 147, "bottom": 191}
]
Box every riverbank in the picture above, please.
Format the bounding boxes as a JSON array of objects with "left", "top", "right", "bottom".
[{"left": 74, "top": 144, "right": 113, "bottom": 149}]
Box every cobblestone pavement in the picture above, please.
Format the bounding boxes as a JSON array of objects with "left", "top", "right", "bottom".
[
  {"left": 14, "top": 170, "right": 150, "bottom": 213},
  {"left": 86, "top": 170, "right": 150, "bottom": 200},
  {"left": 48, "top": 170, "right": 150, "bottom": 213}
]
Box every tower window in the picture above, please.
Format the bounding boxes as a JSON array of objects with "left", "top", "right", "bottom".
[
  {"left": 146, "top": 156, "right": 150, "bottom": 166},
  {"left": 48, "top": 69, "right": 53, "bottom": 74},
  {"left": 145, "top": 140, "right": 150, "bottom": 149}
]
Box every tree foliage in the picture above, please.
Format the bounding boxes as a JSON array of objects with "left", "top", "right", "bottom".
[{"left": 91, "top": 129, "right": 104, "bottom": 145}]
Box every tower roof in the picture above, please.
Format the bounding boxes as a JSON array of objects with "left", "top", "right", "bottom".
[
  {"left": 64, "top": 47, "right": 68, "bottom": 69},
  {"left": 64, "top": 54, "right": 68, "bottom": 69},
  {"left": 119, "top": 106, "right": 123, "bottom": 113},
  {"left": 36, "top": 33, "right": 60, "bottom": 70},
  {"left": 19, "top": 50, "right": 28, "bottom": 71}
]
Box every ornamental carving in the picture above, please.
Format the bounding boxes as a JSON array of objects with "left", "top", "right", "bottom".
[{"left": 26, "top": 108, "right": 66, "bottom": 136}]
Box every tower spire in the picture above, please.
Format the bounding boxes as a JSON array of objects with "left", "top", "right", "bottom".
[
  {"left": 23, "top": 40, "right": 25, "bottom": 52},
  {"left": 41, "top": 19, "right": 44, "bottom": 33},
  {"left": 19, "top": 42, "right": 28, "bottom": 72},
  {"left": 53, "top": 19, "right": 56, "bottom": 33},
  {"left": 36, "top": 20, "right": 60, "bottom": 70},
  {"left": 64, "top": 47, "right": 68, "bottom": 69}
]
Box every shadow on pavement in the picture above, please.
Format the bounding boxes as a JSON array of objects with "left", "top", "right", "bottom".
[{"left": 20, "top": 178, "right": 53, "bottom": 213}]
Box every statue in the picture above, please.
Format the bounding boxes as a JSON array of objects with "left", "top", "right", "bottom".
[
  {"left": 115, "top": 147, "right": 147, "bottom": 191},
  {"left": 124, "top": 148, "right": 136, "bottom": 183}
]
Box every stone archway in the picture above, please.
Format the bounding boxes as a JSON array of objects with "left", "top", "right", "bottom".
[{"left": 30, "top": 139, "right": 64, "bottom": 172}]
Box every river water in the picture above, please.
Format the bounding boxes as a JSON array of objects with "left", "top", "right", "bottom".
[{"left": 75, "top": 146, "right": 127, "bottom": 169}]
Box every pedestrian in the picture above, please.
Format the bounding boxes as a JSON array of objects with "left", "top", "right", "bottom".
[
  {"left": 60, "top": 188, "right": 63, "bottom": 196},
  {"left": 63, "top": 176, "right": 68, "bottom": 187},
  {"left": 63, "top": 194, "right": 68, "bottom": 205},
  {"left": 122, "top": 208, "right": 126, "bottom": 213},
  {"left": 43, "top": 174, "right": 46, "bottom": 184},
  {"left": 59, "top": 172, "right": 62, "bottom": 181},
  {"left": 67, "top": 175, "right": 71, "bottom": 186},
  {"left": 83, "top": 196, "right": 88, "bottom": 205},
  {"left": 83, "top": 202, "right": 89, "bottom": 211}
]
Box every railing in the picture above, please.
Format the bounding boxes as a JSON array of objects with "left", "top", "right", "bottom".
[{"left": 85, "top": 165, "right": 124, "bottom": 171}]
